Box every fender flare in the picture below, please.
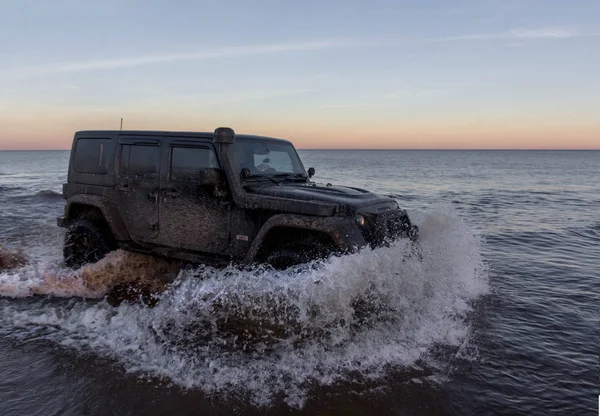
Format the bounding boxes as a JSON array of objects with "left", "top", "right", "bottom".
[
  {"left": 65, "top": 194, "right": 131, "bottom": 241},
  {"left": 244, "top": 214, "right": 364, "bottom": 263}
]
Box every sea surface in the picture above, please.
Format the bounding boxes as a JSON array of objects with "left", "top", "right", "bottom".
[{"left": 0, "top": 149, "right": 597, "bottom": 415}]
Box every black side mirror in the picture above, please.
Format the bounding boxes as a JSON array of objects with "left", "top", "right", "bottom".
[
  {"left": 241, "top": 167, "right": 251, "bottom": 180},
  {"left": 202, "top": 168, "right": 228, "bottom": 197},
  {"left": 307, "top": 167, "right": 315, "bottom": 178},
  {"left": 202, "top": 168, "right": 223, "bottom": 186}
]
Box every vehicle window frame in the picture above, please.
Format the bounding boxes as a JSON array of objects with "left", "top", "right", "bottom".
[
  {"left": 168, "top": 144, "right": 221, "bottom": 183},
  {"left": 72, "top": 137, "right": 112, "bottom": 175},
  {"left": 118, "top": 143, "right": 162, "bottom": 179}
]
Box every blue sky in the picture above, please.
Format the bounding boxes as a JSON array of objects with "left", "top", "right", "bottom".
[{"left": 0, "top": 0, "right": 599, "bottom": 149}]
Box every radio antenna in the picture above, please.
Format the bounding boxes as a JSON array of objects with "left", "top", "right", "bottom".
[{"left": 120, "top": 118, "right": 123, "bottom": 130}]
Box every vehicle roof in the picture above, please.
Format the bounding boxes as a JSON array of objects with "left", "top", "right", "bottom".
[{"left": 74, "top": 130, "right": 293, "bottom": 145}]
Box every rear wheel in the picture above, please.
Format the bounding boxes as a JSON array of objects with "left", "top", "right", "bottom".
[{"left": 63, "top": 219, "right": 115, "bottom": 269}]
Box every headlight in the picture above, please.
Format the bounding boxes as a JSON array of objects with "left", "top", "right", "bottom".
[{"left": 356, "top": 215, "right": 365, "bottom": 226}]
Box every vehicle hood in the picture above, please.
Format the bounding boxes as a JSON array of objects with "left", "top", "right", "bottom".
[{"left": 244, "top": 181, "right": 398, "bottom": 214}]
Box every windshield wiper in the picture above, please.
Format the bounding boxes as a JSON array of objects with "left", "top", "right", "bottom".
[
  {"left": 243, "top": 174, "right": 282, "bottom": 185},
  {"left": 273, "top": 173, "right": 308, "bottom": 182}
]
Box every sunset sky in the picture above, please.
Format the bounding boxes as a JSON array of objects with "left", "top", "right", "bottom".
[{"left": 0, "top": 0, "right": 598, "bottom": 150}]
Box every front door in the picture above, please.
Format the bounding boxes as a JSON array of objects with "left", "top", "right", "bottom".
[
  {"left": 158, "top": 141, "right": 230, "bottom": 254},
  {"left": 115, "top": 137, "right": 162, "bottom": 241}
]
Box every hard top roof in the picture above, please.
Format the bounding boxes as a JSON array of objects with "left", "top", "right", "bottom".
[{"left": 74, "top": 130, "right": 293, "bottom": 145}]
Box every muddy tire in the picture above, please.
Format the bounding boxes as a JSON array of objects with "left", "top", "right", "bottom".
[
  {"left": 266, "top": 239, "right": 329, "bottom": 270},
  {"left": 63, "top": 219, "right": 115, "bottom": 269}
]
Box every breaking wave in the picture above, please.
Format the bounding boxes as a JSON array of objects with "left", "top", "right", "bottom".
[
  {"left": 0, "top": 205, "right": 488, "bottom": 408},
  {"left": 35, "top": 189, "right": 63, "bottom": 198},
  {"left": 5, "top": 189, "right": 64, "bottom": 202}
]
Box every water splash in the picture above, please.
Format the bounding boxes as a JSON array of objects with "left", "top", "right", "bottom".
[
  {"left": 0, "top": 244, "right": 27, "bottom": 271},
  {"left": 0, "top": 249, "right": 179, "bottom": 299},
  {"left": 0, "top": 205, "right": 488, "bottom": 408}
]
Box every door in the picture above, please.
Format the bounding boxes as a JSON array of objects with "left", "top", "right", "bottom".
[
  {"left": 116, "top": 137, "right": 162, "bottom": 240},
  {"left": 158, "top": 141, "right": 230, "bottom": 254}
]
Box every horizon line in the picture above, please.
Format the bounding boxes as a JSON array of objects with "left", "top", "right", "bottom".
[{"left": 1, "top": 148, "right": 599, "bottom": 152}]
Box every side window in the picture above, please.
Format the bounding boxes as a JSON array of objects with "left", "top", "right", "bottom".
[
  {"left": 73, "top": 138, "right": 112, "bottom": 174},
  {"left": 119, "top": 144, "right": 160, "bottom": 178},
  {"left": 170, "top": 146, "right": 220, "bottom": 182}
]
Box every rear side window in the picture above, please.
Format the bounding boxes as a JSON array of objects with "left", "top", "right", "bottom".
[
  {"left": 170, "top": 146, "right": 220, "bottom": 182},
  {"left": 120, "top": 144, "right": 161, "bottom": 178},
  {"left": 72, "top": 138, "right": 112, "bottom": 174}
]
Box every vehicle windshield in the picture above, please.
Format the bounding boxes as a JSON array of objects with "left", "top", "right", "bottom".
[{"left": 230, "top": 138, "right": 307, "bottom": 178}]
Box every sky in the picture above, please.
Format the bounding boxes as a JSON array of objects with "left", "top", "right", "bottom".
[{"left": 0, "top": 0, "right": 599, "bottom": 150}]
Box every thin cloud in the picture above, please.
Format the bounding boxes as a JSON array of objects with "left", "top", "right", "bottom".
[
  {"left": 0, "top": 39, "right": 356, "bottom": 79},
  {"left": 434, "top": 27, "right": 587, "bottom": 42},
  {"left": 509, "top": 28, "right": 580, "bottom": 38},
  {"left": 1, "top": 28, "right": 592, "bottom": 80}
]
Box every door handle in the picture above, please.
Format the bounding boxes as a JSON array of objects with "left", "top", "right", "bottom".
[{"left": 116, "top": 184, "right": 129, "bottom": 192}]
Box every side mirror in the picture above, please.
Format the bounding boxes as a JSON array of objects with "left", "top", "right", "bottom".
[
  {"left": 240, "top": 167, "right": 251, "bottom": 180},
  {"left": 202, "top": 168, "right": 228, "bottom": 197},
  {"left": 307, "top": 167, "right": 315, "bottom": 178},
  {"left": 202, "top": 168, "right": 224, "bottom": 186}
]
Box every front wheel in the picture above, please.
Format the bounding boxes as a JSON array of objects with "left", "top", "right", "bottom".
[
  {"left": 63, "top": 219, "right": 115, "bottom": 269},
  {"left": 266, "top": 241, "right": 330, "bottom": 270}
]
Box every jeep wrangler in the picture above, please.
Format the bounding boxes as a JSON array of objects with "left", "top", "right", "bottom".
[{"left": 58, "top": 127, "right": 418, "bottom": 270}]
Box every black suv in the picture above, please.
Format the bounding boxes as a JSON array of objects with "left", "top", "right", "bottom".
[{"left": 58, "top": 127, "right": 418, "bottom": 269}]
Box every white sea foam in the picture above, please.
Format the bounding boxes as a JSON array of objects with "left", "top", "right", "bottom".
[{"left": 0, "top": 205, "right": 488, "bottom": 408}]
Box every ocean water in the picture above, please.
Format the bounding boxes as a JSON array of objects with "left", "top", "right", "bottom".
[{"left": 0, "top": 149, "right": 597, "bottom": 415}]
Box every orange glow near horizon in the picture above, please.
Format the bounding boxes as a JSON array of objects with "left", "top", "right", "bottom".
[{"left": 0, "top": 110, "right": 598, "bottom": 150}]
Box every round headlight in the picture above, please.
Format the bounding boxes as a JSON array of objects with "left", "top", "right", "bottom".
[{"left": 356, "top": 215, "right": 365, "bottom": 226}]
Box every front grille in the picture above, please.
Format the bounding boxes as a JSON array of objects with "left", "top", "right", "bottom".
[
  {"left": 361, "top": 214, "right": 386, "bottom": 246},
  {"left": 361, "top": 210, "right": 416, "bottom": 248}
]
